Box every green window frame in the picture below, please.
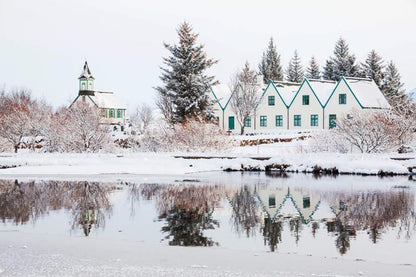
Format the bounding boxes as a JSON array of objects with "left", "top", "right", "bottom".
[
  {"left": 268, "top": 95, "right": 275, "bottom": 106},
  {"left": 109, "top": 109, "right": 115, "bottom": 118},
  {"left": 260, "top": 116, "right": 267, "bottom": 127},
  {"left": 310, "top": 114, "right": 318, "bottom": 127},
  {"left": 339, "top": 94, "right": 347, "bottom": 104},
  {"left": 275, "top": 115, "right": 283, "bottom": 127},
  {"left": 302, "top": 95, "right": 310, "bottom": 105},
  {"left": 244, "top": 117, "right": 251, "bottom": 127},
  {"left": 329, "top": 114, "right": 337, "bottom": 129},
  {"left": 117, "top": 109, "right": 123, "bottom": 118},
  {"left": 294, "top": 115, "right": 301, "bottom": 126}
]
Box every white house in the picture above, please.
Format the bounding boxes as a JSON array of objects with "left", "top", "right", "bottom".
[
  {"left": 71, "top": 62, "right": 127, "bottom": 125},
  {"left": 211, "top": 76, "right": 390, "bottom": 132}
]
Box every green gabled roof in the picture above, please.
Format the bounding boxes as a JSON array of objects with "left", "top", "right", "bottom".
[
  {"left": 210, "top": 84, "right": 241, "bottom": 111},
  {"left": 255, "top": 80, "right": 290, "bottom": 110},
  {"left": 287, "top": 78, "right": 325, "bottom": 108},
  {"left": 323, "top": 77, "right": 364, "bottom": 109}
]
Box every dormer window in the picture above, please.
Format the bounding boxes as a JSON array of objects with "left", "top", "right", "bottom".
[{"left": 81, "top": 82, "right": 86, "bottom": 90}]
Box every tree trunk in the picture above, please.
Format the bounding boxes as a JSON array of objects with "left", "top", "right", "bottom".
[
  {"left": 240, "top": 125, "right": 245, "bottom": 135},
  {"left": 14, "top": 145, "right": 18, "bottom": 153}
]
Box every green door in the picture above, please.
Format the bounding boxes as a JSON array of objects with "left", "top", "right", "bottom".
[
  {"left": 228, "top": 116, "right": 235, "bottom": 130},
  {"left": 329, "top": 114, "right": 337, "bottom": 129}
]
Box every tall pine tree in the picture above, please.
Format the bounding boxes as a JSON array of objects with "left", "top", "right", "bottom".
[
  {"left": 360, "top": 50, "right": 384, "bottom": 87},
  {"left": 381, "top": 61, "right": 407, "bottom": 109},
  {"left": 258, "top": 37, "right": 283, "bottom": 83},
  {"left": 323, "top": 38, "right": 359, "bottom": 80},
  {"left": 155, "top": 22, "right": 218, "bottom": 123},
  {"left": 306, "top": 56, "right": 321, "bottom": 79},
  {"left": 285, "top": 50, "right": 304, "bottom": 83}
]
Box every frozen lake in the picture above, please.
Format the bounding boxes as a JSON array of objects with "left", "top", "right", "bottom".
[{"left": 1, "top": 172, "right": 415, "bottom": 266}]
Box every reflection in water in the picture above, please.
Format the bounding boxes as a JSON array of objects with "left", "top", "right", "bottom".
[
  {"left": 140, "top": 184, "right": 224, "bottom": 246},
  {"left": 0, "top": 180, "right": 112, "bottom": 236},
  {"left": 228, "top": 185, "right": 261, "bottom": 237},
  {"left": 0, "top": 179, "right": 415, "bottom": 254}
]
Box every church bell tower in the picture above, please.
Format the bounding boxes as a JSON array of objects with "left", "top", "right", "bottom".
[{"left": 78, "top": 61, "right": 95, "bottom": 94}]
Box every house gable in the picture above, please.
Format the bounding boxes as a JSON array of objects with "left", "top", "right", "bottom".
[{"left": 288, "top": 79, "right": 324, "bottom": 129}]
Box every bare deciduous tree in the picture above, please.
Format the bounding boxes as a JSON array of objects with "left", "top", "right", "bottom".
[
  {"left": 47, "top": 102, "right": 111, "bottom": 152},
  {"left": 0, "top": 89, "right": 50, "bottom": 152},
  {"left": 229, "top": 62, "right": 262, "bottom": 135},
  {"left": 334, "top": 109, "right": 414, "bottom": 153},
  {"left": 130, "top": 103, "right": 154, "bottom": 134}
]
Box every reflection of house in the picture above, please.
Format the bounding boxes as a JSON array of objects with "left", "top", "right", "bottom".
[
  {"left": 255, "top": 184, "right": 320, "bottom": 224},
  {"left": 70, "top": 62, "right": 127, "bottom": 125}
]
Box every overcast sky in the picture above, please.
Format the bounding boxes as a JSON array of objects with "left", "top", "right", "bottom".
[{"left": 1, "top": 0, "right": 415, "bottom": 110}]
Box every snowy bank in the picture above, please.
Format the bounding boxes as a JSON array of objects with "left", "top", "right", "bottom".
[{"left": 0, "top": 151, "right": 414, "bottom": 177}]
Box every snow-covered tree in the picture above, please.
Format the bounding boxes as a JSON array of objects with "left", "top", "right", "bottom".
[
  {"left": 306, "top": 56, "right": 321, "bottom": 79},
  {"left": 230, "top": 62, "right": 262, "bottom": 135},
  {"left": 381, "top": 61, "right": 408, "bottom": 112},
  {"left": 334, "top": 109, "right": 413, "bottom": 153},
  {"left": 360, "top": 50, "right": 384, "bottom": 87},
  {"left": 258, "top": 37, "right": 283, "bottom": 83},
  {"left": 323, "top": 38, "right": 359, "bottom": 80},
  {"left": 130, "top": 103, "right": 154, "bottom": 134},
  {"left": 285, "top": 50, "right": 304, "bottom": 83},
  {"left": 47, "top": 102, "right": 110, "bottom": 153},
  {"left": 0, "top": 90, "right": 50, "bottom": 153},
  {"left": 155, "top": 22, "right": 218, "bottom": 124}
]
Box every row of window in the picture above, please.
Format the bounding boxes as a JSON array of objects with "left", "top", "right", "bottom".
[
  {"left": 267, "top": 94, "right": 347, "bottom": 106},
  {"left": 100, "top": 108, "right": 125, "bottom": 119},
  {"left": 238, "top": 114, "right": 337, "bottom": 128}
]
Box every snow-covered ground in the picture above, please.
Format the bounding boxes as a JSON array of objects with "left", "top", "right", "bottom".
[
  {"left": 1, "top": 231, "right": 415, "bottom": 277},
  {"left": 0, "top": 149, "right": 413, "bottom": 177}
]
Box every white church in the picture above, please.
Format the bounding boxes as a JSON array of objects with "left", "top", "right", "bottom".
[
  {"left": 70, "top": 62, "right": 127, "bottom": 126},
  {"left": 210, "top": 76, "right": 390, "bottom": 132}
]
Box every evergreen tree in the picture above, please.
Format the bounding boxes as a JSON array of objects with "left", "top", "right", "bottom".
[
  {"left": 155, "top": 22, "right": 218, "bottom": 123},
  {"left": 323, "top": 38, "right": 359, "bottom": 80},
  {"left": 285, "top": 50, "right": 304, "bottom": 83},
  {"left": 381, "top": 61, "right": 407, "bottom": 109},
  {"left": 322, "top": 60, "right": 334, "bottom": 80},
  {"left": 258, "top": 37, "right": 283, "bottom": 83},
  {"left": 306, "top": 56, "right": 321, "bottom": 79},
  {"left": 360, "top": 50, "right": 384, "bottom": 87}
]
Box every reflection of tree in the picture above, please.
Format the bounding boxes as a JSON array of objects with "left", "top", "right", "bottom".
[
  {"left": 326, "top": 219, "right": 355, "bottom": 255},
  {"left": 324, "top": 189, "right": 416, "bottom": 254},
  {"left": 262, "top": 217, "right": 283, "bottom": 252},
  {"left": 0, "top": 180, "right": 112, "bottom": 236},
  {"left": 140, "top": 183, "right": 223, "bottom": 246},
  {"left": 0, "top": 180, "right": 47, "bottom": 224},
  {"left": 229, "top": 185, "right": 260, "bottom": 237},
  {"left": 66, "top": 182, "right": 111, "bottom": 236},
  {"left": 289, "top": 217, "right": 303, "bottom": 244}
]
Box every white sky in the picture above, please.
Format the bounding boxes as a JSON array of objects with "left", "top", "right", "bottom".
[{"left": 0, "top": 0, "right": 415, "bottom": 110}]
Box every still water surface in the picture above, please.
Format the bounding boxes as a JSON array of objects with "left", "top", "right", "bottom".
[{"left": 1, "top": 173, "right": 415, "bottom": 264}]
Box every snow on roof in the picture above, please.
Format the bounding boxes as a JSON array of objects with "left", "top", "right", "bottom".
[
  {"left": 211, "top": 84, "right": 233, "bottom": 109},
  {"left": 89, "top": 91, "right": 127, "bottom": 109},
  {"left": 307, "top": 79, "right": 336, "bottom": 106},
  {"left": 344, "top": 78, "right": 390, "bottom": 108},
  {"left": 274, "top": 83, "right": 299, "bottom": 106}
]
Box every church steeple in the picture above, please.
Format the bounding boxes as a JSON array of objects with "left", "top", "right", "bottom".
[{"left": 78, "top": 61, "right": 95, "bottom": 92}]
